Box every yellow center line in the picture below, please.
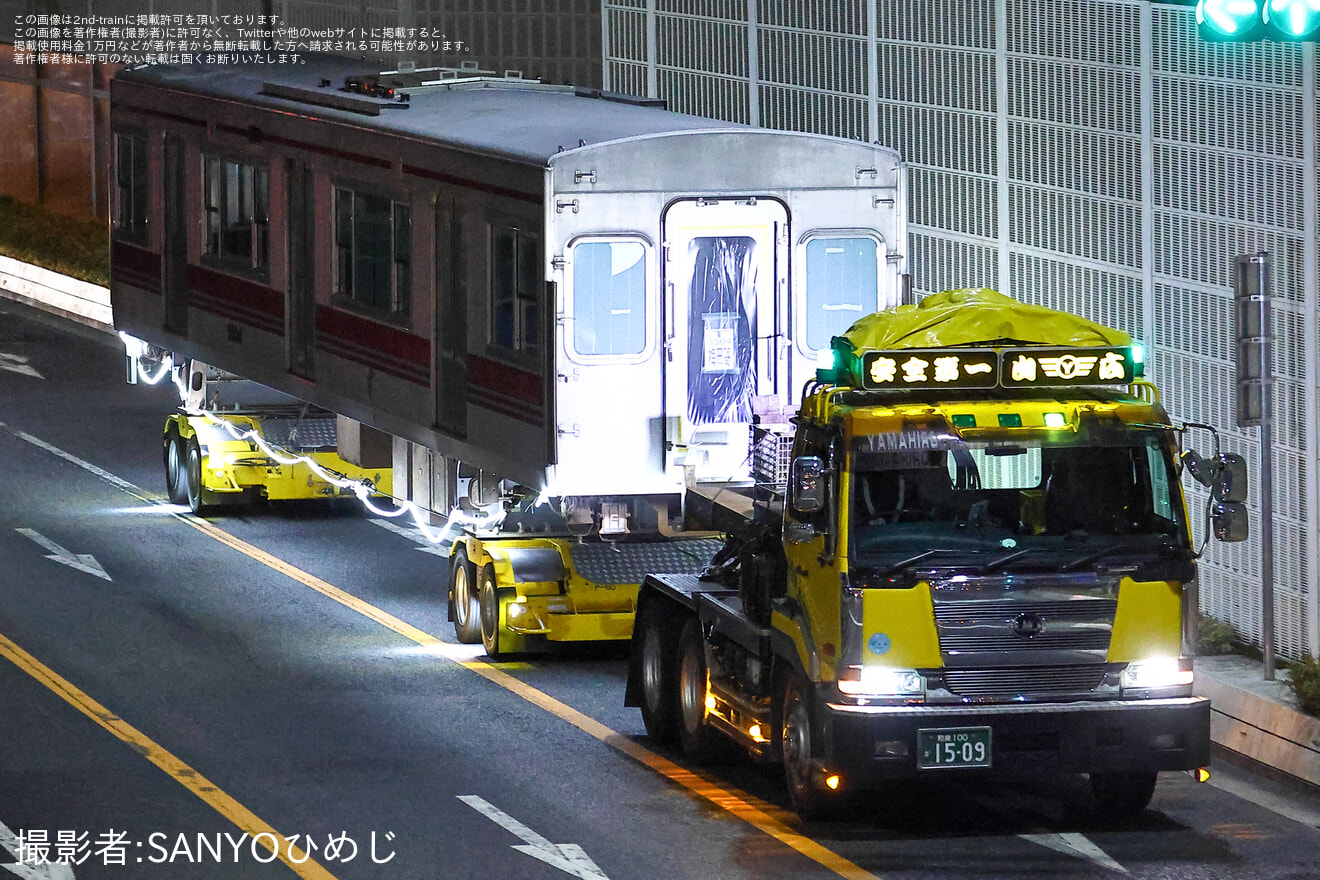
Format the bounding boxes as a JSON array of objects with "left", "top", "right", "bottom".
[
  {"left": 178, "top": 514, "right": 881, "bottom": 880},
  {"left": 0, "top": 631, "right": 339, "bottom": 880}
]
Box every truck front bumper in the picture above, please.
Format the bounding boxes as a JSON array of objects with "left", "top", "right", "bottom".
[{"left": 820, "top": 696, "right": 1210, "bottom": 787}]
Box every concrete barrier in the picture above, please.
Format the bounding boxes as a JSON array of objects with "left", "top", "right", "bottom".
[
  {"left": 1196, "top": 655, "right": 1320, "bottom": 788},
  {"left": 0, "top": 255, "right": 112, "bottom": 332}
]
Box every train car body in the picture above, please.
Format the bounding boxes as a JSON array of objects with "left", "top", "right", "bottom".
[
  {"left": 111, "top": 55, "right": 906, "bottom": 501},
  {"left": 110, "top": 56, "right": 907, "bottom": 652}
]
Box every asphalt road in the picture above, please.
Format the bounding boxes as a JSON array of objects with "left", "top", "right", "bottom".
[{"left": 1, "top": 298, "right": 1319, "bottom": 880}]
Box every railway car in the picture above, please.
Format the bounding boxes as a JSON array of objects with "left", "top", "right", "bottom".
[{"left": 110, "top": 55, "right": 907, "bottom": 652}]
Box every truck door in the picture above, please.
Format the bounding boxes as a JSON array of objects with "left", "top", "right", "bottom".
[{"left": 662, "top": 198, "right": 788, "bottom": 482}]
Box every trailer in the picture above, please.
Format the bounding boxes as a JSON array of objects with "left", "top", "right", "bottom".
[{"left": 110, "top": 55, "right": 907, "bottom": 652}]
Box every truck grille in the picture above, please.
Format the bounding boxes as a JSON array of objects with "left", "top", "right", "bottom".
[
  {"left": 934, "top": 598, "right": 1117, "bottom": 655},
  {"left": 928, "top": 574, "right": 1120, "bottom": 667},
  {"left": 939, "top": 665, "right": 1108, "bottom": 699}
]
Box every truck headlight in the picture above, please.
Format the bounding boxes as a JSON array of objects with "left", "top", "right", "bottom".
[
  {"left": 1121, "top": 658, "right": 1193, "bottom": 691},
  {"left": 837, "top": 667, "right": 924, "bottom": 697}
]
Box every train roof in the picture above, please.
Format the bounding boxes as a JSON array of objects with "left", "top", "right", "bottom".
[{"left": 113, "top": 54, "right": 750, "bottom": 165}]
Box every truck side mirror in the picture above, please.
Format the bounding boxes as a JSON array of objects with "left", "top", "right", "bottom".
[
  {"left": 1212, "top": 501, "right": 1249, "bottom": 542},
  {"left": 790, "top": 456, "right": 826, "bottom": 515},
  {"left": 1212, "top": 453, "right": 1247, "bottom": 503}
]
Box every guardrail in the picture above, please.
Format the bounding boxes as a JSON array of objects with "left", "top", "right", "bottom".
[{"left": 0, "top": 255, "right": 112, "bottom": 332}]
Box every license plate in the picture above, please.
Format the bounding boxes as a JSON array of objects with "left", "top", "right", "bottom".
[{"left": 917, "top": 726, "right": 992, "bottom": 769}]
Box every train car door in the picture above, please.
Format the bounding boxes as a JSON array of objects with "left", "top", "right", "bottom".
[
  {"left": 662, "top": 198, "right": 787, "bottom": 482},
  {"left": 553, "top": 236, "right": 662, "bottom": 496}
]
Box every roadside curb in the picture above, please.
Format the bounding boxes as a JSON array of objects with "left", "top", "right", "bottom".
[
  {"left": 0, "top": 254, "right": 112, "bottom": 333},
  {"left": 1196, "top": 655, "right": 1320, "bottom": 789}
]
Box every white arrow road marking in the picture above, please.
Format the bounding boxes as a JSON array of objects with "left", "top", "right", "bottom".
[
  {"left": 966, "top": 789, "right": 1127, "bottom": 874},
  {"left": 0, "top": 353, "right": 43, "bottom": 380},
  {"left": 15, "top": 530, "right": 112, "bottom": 582},
  {"left": 370, "top": 517, "right": 452, "bottom": 556},
  {"left": 1019, "top": 832, "right": 1129, "bottom": 874},
  {"left": 458, "top": 795, "right": 609, "bottom": 880},
  {"left": 0, "top": 819, "right": 77, "bottom": 879}
]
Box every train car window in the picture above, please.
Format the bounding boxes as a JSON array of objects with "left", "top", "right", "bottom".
[
  {"left": 113, "top": 133, "right": 148, "bottom": 244},
  {"left": 203, "top": 157, "right": 269, "bottom": 273},
  {"left": 570, "top": 240, "right": 646, "bottom": 357},
  {"left": 490, "top": 225, "right": 541, "bottom": 356},
  {"left": 334, "top": 187, "right": 412, "bottom": 320},
  {"left": 801, "top": 235, "right": 880, "bottom": 351}
]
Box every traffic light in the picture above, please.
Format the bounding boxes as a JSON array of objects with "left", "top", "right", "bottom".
[
  {"left": 1196, "top": 0, "right": 1265, "bottom": 40},
  {"left": 1265, "top": 0, "right": 1320, "bottom": 39},
  {"left": 1197, "top": 0, "right": 1320, "bottom": 40}
]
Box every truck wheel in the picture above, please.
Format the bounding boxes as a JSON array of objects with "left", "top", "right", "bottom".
[
  {"left": 165, "top": 434, "right": 187, "bottom": 505},
  {"left": 184, "top": 439, "right": 216, "bottom": 516},
  {"left": 637, "top": 607, "right": 679, "bottom": 744},
  {"left": 449, "top": 548, "right": 481, "bottom": 644},
  {"left": 782, "top": 672, "right": 834, "bottom": 819},
  {"left": 677, "top": 618, "right": 723, "bottom": 762},
  {"left": 478, "top": 564, "right": 501, "bottom": 658},
  {"left": 1090, "top": 771, "right": 1157, "bottom": 818}
]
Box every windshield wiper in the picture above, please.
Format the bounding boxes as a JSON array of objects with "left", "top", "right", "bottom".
[
  {"left": 982, "top": 548, "right": 1034, "bottom": 573},
  {"left": 1058, "top": 541, "right": 1182, "bottom": 574},
  {"left": 878, "top": 549, "right": 948, "bottom": 577}
]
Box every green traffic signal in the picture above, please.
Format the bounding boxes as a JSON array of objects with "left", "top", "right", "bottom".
[
  {"left": 1196, "top": 0, "right": 1266, "bottom": 40},
  {"left": 1264, "top": 0, "right": 1320, "bottom": 39}
]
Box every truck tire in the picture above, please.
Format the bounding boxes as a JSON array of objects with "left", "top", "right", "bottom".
[
  {"left": 184, "top": 439, "right": 216, "bottom": 516},
  {"left": 1090, "top": 771, "right": 1157, "bottom": 818},
  {"left": 782, "top": 672, "right": 837, "bottom": 819},
  {"left": 165, "top": 433, "right": 187, "bottom": 505},
  {"left": 677, "top": 618, "right": 723, "bottom": 763},
  {"left": 637, "top": 605, "right": 679, "bottom": 744},
  {"left": 449, "top": 548, "right": 481, "bottom": 644},
  {"left": 478, "top": 564, "right": 501, "bottom": 658}
]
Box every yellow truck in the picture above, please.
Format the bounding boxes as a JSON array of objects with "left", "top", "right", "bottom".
[
  {"left": 626, "top": 289, "right": 1248, "bottom": 818},
  {"left": 159, "top": 365, "right": 391, "bottom": 515}
]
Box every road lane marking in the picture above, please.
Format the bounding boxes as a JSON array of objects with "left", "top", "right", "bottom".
[
  {"left": 1020, "top": 833, "right": 1128, "bottom": 873},
  {"left": 0, "top": 632, "right": 340, "bottom": 880},
  {"left": 15, "top": 528, "right": 112, "bottom": 581},
  {"left": 0, "top": 353, "right": 44, "bottom": 380},
  {"left": 458, "top": 795, "right": 609, "bottom": 879},
  {"left": 368, "top": 518, "right": 451, "bottom": 556},
  {"left": 12, "top": 432, "right": 141, "bottom": 494},
  {"left": 2, "top": 424, "right": 880, "bottom": 880}
]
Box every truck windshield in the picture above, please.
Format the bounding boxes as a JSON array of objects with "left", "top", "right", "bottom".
[{"left": 849, "top": 427, "right": 1188, "bottom": 566}]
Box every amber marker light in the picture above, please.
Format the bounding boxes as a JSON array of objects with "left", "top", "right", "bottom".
[{"left": 824, "top": 775, "right": 842, "bottom": 791}]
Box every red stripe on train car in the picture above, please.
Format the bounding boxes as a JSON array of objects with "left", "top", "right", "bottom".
[
  {"left": 468, "top": 355, "right": 542, "bottom": 406},
  {"left": 186, "top": 265, "right": 285, "bottom": 322},
  {"left": 315, "top": 306, "right": 430, "bottom": 367},
  {"left": 110, "top": 241, "right": 162, "bottom": 294},
  {"left": 402, "top": 165, "right": 541, "bottom": 206}
]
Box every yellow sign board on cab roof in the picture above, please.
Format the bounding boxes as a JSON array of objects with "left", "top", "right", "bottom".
[{"left": 840, "top": 288, "right": 1133, "bottom": 353}]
